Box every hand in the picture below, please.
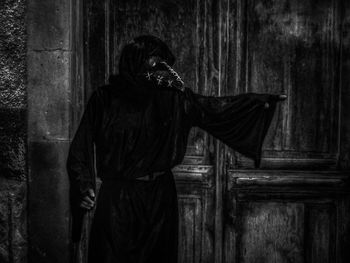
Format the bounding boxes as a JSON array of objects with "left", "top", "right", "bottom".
[
  {"left": 277, "top": 94, "right": 287, "bottom": 101},
  {"left": 264, "top": 94, "right": 287, "bottom": 108},
  {"left": 80, "top": 188, "right": 95, "bottom": 210}
]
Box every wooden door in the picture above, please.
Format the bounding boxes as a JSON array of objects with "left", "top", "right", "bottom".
[
  {"left": 221, "top": 0, "right": 350, "bottom": 262},
  {"left": 77, "top": 0, "right": 350, "bottom": 262}
]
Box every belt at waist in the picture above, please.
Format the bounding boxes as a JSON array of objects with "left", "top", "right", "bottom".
[
  {"left": 135, "top": 171, "right": 165, "bottom": 181},
  {"left": 101, "top": 171, "right": 167, "bottom": 182}
]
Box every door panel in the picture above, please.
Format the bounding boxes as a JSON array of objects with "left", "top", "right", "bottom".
[
  {"left": 246, "top": 0, "right": 340, "bottom": 152},
  {"left": 224, "top": 171, "right": 349, "bottom": 263},
  {"left": 174, "top": 165, "right": 215, "bottom": 263},
  {"left": 225, "top": 0, "right": 341, "bottom": 169},
  {"left": 237, "top": 202, "right": 335, "bottom": 263},
  {"left": 221, "top": 1, "right": 349, "bottom": 261},
  {"left": 239, "top": 202, "right": 305, "bottom": 263},
  {"left": 178, "top": 196, "right": 202, "bottom": 262}
]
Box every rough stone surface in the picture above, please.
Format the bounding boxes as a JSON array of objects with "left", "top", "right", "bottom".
[
  {"left": 0, "top": 0, "right": 28, "bottom": 262},
  {"left": 0, "top": 108, "right": 26, "bottom": 181},
  {"left": 0, "top": 179, "right": 27, "bottom": 263},
  {"left": 0, "top": 0, "right": 27, "bottom": 108}
]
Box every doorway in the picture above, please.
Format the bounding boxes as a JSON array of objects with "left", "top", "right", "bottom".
[{"left": 74, "top": 0, "right": 350, "bottom": 262}]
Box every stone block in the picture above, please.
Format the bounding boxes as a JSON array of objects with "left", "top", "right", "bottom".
[
  {"left": 27, "top": 50, "right": 71, "bottom": 141},
  {"left": 28, "top": 140, "right": 70, "bottom": 263},
  {"left": 27, "top": 0, "right": 70, "bottom": 51}
]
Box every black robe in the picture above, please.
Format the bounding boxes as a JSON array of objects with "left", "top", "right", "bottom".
[{"left": 66, "top": 76, "right": 279, "bottom": 262}]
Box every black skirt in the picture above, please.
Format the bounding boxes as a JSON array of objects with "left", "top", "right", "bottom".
[{"left": 88, "top": 171, "right": 178, "bottom": 263}]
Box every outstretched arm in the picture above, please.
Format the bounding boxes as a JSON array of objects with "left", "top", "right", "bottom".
[
  {"left": 140, "top": 58, "right": 286, "bottom": 166},
  {"left": 182, "top": 88, "right": 286, "bottom": 167}
]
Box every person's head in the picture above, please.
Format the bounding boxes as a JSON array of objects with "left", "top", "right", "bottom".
[{"left": 119, "top": 35, "right": 175, "bottom": 77}]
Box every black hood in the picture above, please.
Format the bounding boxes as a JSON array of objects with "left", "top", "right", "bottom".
[
  {"left": 119, "top": 35, "right": 175, "bottom": 77},
  {"left": 109, "top": 35, "right": 175, "bottom": 86},
  {"left": 108, "top": 35, "right": 176, "bottom": 110}
]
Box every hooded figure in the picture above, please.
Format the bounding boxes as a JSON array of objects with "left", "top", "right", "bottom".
[{"left": 67, "top": 35, "right": 285, "bottom": 263}]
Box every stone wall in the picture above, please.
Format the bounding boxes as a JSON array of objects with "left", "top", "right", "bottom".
[
  {"left": 1, "top": 0, "right": 74, "bottom": 262},
  {"left": 0, "top": 0, "right": 28, "bottom": 262},
  {"left": 27, "top": 0, "right": 72, "bottom": 262}
]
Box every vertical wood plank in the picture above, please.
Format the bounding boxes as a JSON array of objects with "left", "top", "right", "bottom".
[
  {"left": 305, "top": 204, "right": 335, "bottom": 263},
  {"left": 226, "top": 0, "right": 342, "bottom": 170},
  {"left": 84, "top": 0, "right": 106, "bottom": 97}
]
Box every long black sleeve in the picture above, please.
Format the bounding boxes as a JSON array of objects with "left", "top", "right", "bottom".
[
  {"left": 67, "top": 91, "right": 102, "bottom": 195},
  {"left": 67, "top": 90, "right": 102, "bottom": 241},
  {"left": 183, "top": 88, "right": 279, "bottom": 167}
]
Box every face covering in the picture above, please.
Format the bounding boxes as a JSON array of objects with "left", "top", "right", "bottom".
[
  {"left": 139, "top": 57, "right": 185, "bottom": 92},
  {"left": 109, "top": 35, "right": 185, "bottom": 111}
]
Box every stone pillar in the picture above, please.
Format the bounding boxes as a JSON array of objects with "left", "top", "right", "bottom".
[
  {"left": 0, "top": 0, "right": 28, "bottom": 262},
  {"left": 27, "top": 0, "right": 72, "bottom": 262}
]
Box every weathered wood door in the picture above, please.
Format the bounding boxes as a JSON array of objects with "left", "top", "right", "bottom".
[
  {"left": 77, "top": 0, "right": 350, "bottom": 262},
  {"left": 221, "top": 0, "right": 350, "bottom": 262}
]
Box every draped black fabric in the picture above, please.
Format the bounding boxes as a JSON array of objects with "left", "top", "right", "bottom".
[
  {"left": 185, "top": 90, "right": 277, "bottom": 167},
  {"left": 88, "top": 171, "right": 178, "bottom": 263},
  {"left": 66, "top": 35, "right": 281, "bottom": 263}
]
